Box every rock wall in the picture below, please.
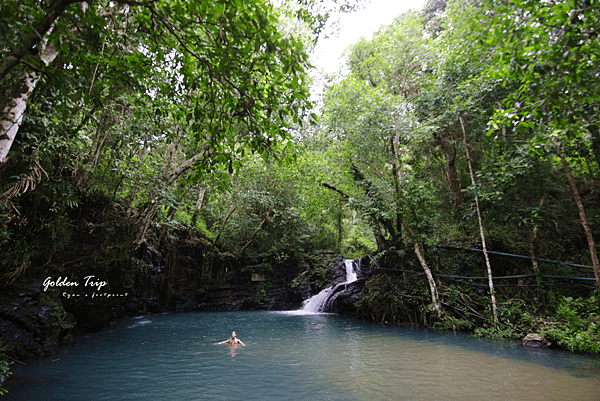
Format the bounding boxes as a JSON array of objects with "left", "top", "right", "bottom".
[
  {"left": 0, "top": 227, "right": 371, "bottom": 363},
  {"left": 0, "top": 237, "right": 313, "bottom": 361},
  {"left": 0, "top": 280, "right": 76, "bottom": 361}
]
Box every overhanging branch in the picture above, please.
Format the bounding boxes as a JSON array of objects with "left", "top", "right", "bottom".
[{"left": 320, "top": 183, "right": 349, "bottom": 198}]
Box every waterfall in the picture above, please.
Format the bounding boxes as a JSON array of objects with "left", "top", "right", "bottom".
[{"left": 300, "top": 259, "right": 358, "bottom": 314}]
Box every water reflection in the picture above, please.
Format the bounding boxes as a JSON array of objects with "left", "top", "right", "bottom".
[
  {"left": 227, "top": 343, "right": 242, "bottom": 357},
  {"left": 6, "top": 311, "right": 600, "bottom": 401}
]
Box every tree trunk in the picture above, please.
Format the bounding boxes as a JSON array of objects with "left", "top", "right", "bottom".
[
  {"left": 413, "top": 241, "right": 441, "bottom": 318},
  {"left": 528, "top": 226, "right": 542, "bottom": 287},
  {"left": 0, "top": 33, "right": 59, "bottom": 162},
  {"left": 196, "top": 186, "right": 207, "bottom": 210},
  {"left": 241, "top": 211, "right": 271, "bottom": 256},
  {"left": 214, "top": 205, "right": 238, "bottom": 246},
  {"left": 126, "top": 141, "right": 149, "bottom": 214},
  {"left": 135, "top": 199, "right": 159, "bottom": 242},
  {"left": 391, "top": 131, "right": 404, "bottom": 237},
  {"left": 556, "top": 141, "right": 600, "bottom": 289},
  {"left": 587, "top": 123, "right": 600, "bottom": 172},
  {"left": 0, "top": 2, "right": 125, "bottom": 164},
  {"left": 337, "top": 203, "right": 343, "bottom": 253},
  {"left": 433, "top": 129, "right": 463, "bottom": 206},
  {"left": 372, "top": 227, "right": 388, "bottom": 251},
  {"left": 0, "top": 0, "right": 82, "bottom": 77},
  {"left": 166, "top": 148, "right": 210, "bottom": 186},
  {"left": 459, "top": 115, "right": 498, "bottom": 325},
  {"left": 528, "top": 195, "right": 546, "bottom": 286},
  {"left": 397, "top": 127, "right": 440, "bottom": 317},
  {"left": 405, "top": 225, "right": 441, "bottom": 317},
  {"left": 89, "top": 112, "right": 112, "bottom": 169}
]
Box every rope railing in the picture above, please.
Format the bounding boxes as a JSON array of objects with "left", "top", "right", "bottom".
[
  {"left": 432, "top": 244, "right": 594, "bottom": 270},
  {"left": 365, "top": 251, "right": 598, "bottom": 290}
]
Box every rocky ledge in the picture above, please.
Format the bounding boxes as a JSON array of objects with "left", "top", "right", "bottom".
[{"left": 0, "top": 242, "right": 368, "bottom": 362}]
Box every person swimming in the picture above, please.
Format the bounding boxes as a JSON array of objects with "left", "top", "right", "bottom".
[{"left": 219, "top": 331, "right": 245, "bottom": 346}]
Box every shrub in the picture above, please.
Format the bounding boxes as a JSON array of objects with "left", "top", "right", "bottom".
[
  {"left": 540, "top": 295, "right": 600, "bottom": 353},
  {"left": 0, "top": 343, "right": 12, "bottom": 395}
]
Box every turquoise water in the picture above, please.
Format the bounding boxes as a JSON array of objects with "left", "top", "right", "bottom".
[{"left": 5, "top": 311, "right": 600, "bottom": 400}]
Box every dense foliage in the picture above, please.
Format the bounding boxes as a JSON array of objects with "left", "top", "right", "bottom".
[
  {"left": 316, "top": 0, "right": 600, "bottom": 349},
  {"left": 1, "top": 0, "right": 599, "bottom": 365},
  {"left": 0, "top": 0, "right": 337, "bottom": 279}
]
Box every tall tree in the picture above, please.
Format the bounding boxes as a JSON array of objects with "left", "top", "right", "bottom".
[
  {"left": 320, "top": 11, "right": 446, "bottom": 314},
  {"left": 460, "top": 115, "right": 498, "bottom": 324},
  {"left": 479, "top": 0, "right": 600, "bottom": 287},
  {"left": 0, "top": 0, "right": 335, "bottom": 282}
]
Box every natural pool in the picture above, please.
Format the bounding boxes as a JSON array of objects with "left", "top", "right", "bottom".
[{"left": 5, "top": 310, "right": 600, "bottom": 400}]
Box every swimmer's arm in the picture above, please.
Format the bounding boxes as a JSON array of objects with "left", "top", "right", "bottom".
[
  {"left": 237, "top": 339, "right": 245, "bottom": 346},
  {"left": 218, "top": 339, "right": 229, "bottom": 344}
]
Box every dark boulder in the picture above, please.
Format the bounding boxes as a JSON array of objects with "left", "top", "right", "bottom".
[
  {"left": 315, "top": 257, "right": 373, "bottom": 315},
  {"left": 325, "top": 279, "right": 365, "bottom": 316}
]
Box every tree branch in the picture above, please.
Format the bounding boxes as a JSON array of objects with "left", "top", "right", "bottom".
[
  {"left": 0, "top": 0, "right": 83, "bottom": 77},
  {"left": 214, "top": 205, "right": 238, "bottom": 246},
  {"left": 320, "top": 183, "right": 349, "bottom": 198},
  {"left": 241, "top": 211, "right": 271, "bottom": 256}
]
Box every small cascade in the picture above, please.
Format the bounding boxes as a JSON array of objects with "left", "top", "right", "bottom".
[
  {"left": 344, "top": 258, "right": 358, "bottom": 283},
  {"left": 300, "top": 259, "right": 358, "bottom": 314}
]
